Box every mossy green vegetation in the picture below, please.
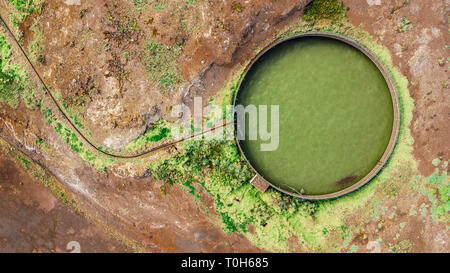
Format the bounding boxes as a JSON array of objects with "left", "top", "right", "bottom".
[
  {"left": 144, "top": 39, "right": 184, "bottom": 92},
  {"left": 397, "top": 17, "right": 413, "bottom": 33},
  {"left": 237, "top": 35, "right": 394, "bottom": 195},
  {"left": 43, "top": 107, "right": 115, "bottom": 170},
  {"left": 124, "top": 119, "right": 171, "bottom": 152},
  {"left": 150, "top": 138, "right": 318, "bottom": 235},
  {"left": 179, "top": 0, "right": 203, "bottom": 34},
  {"left": 6, "top": 0, "right": 46, "bottom": 77},
  {"left": 0, "top": 34, "right": 28, "bottom": 107},
  {"left": 303, "top": 0, "right": 347, "bottom": 24},
  {"left": 413, "top": 161, "right": 449, "bottom": 222},
  {"left": 0, "top": 137, "right": 76, "bottom": 206},
  {"left": 7, "top": 0, "right": 42, "bottom": 13},
  {"left": 55, "top": 90, "right": 92, "bottom": 137},
  {"left": 17, "top": 153, "right": 31, "bottom": 168},
  {"left": 106, "top": 8, "right": 139, "bottom": 42},
  {"left": 7, "top": 0, "right": 44, "bottom": 32},
  {"left": 153, "top": 0, "right": 168, "bottom": 11}
]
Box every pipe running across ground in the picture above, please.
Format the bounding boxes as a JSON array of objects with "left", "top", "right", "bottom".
[{"left": 0, "top": 15, "right": 232, "bottom": 159}]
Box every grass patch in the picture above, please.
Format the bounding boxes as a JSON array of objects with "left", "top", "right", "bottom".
[
  {"left": 303, "top": 0, "right": 347, "bottom": 24},
  {"left": 150, "top": 138, "right": 318, "bottom": 237},
  {"left": 124, "top": 119, "right": 171, "bottom": 152},
  {"left": 104, "top": 8, "right": 139, "bottom": 44},
  {"left": 17, "top": 154, "right": 31, "bottom": 168},
  {"left": 414, "top": 161, "right": 449, "bottom": 222},
  {"left": 43, "top": 107, "right": 115, "bottom": 171},
  {"left": 0, "top": 34, "right": 30, "bottom": 108}
]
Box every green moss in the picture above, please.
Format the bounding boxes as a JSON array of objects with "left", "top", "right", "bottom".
[
  {"left": 124, "top": 119, "right": 171, "bottom": 152},
  {"left": 43, "top": 107, "right": 115, "bottom": 171},
  {"left": 133, "top": 0, "right": 167, "bottom": 12},
  {"left": 397, "top": 17, "right": 413, "bottom": 33},
  {"left": 55, "top": 94, "right": 91, "bottom": 135},
  {"left": 107, "top": 11, "right": 138, "bottom": 37},
  {"left": 1, "top": 0, "right": 443, "bottom": 252},
  {"left": 303, "top": 0, "right": 347, "bottom": 24},
  {"left": 17, "top": 154, "right": 31, "bottom": 168},
  {"left": 8, "top": 0, "right": 41, "bottom": 13},
  {"left": 0, "top": 34, "right": 31, "bottom": 108},
  {"left": 415, "top": 163, "right": 449, "bottom": 222},
  {"left": 231, "top": 3, "right": 243, "bottom": 12},
  {"left": 348, "top": 244, "right": 358, "bottom": 253}
]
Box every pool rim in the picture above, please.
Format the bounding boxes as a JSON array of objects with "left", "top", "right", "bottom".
[{"left": 233, "top": 32, "right": 401, "bottom": 200}]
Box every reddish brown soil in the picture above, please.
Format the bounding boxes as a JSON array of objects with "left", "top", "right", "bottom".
[
  {"left": 0, "top": 157, "right": 129, "bottom": 253},
  {"left": 0, "top": 0, "right": 448, "bottom": 253}
]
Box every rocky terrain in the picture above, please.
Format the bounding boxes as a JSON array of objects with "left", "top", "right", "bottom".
[{"left": 0, "top": 0, "right": 448, "bottom": 252}]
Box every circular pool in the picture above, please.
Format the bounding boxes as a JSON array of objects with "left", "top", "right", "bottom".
[{"left": 234, "top": 33, "right": 400, "bottom": 200}]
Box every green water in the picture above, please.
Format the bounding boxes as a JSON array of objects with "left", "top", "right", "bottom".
[{"left": 237, "top": 37, "right": 394, "bottom": 195}]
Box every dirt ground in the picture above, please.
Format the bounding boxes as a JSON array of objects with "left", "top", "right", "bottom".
[
  {"left": 0, "top": 0, "right": 448, "bottom": 252},
  {"left": 0, "top": 155, "right": 128, "bottom": 252}
]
